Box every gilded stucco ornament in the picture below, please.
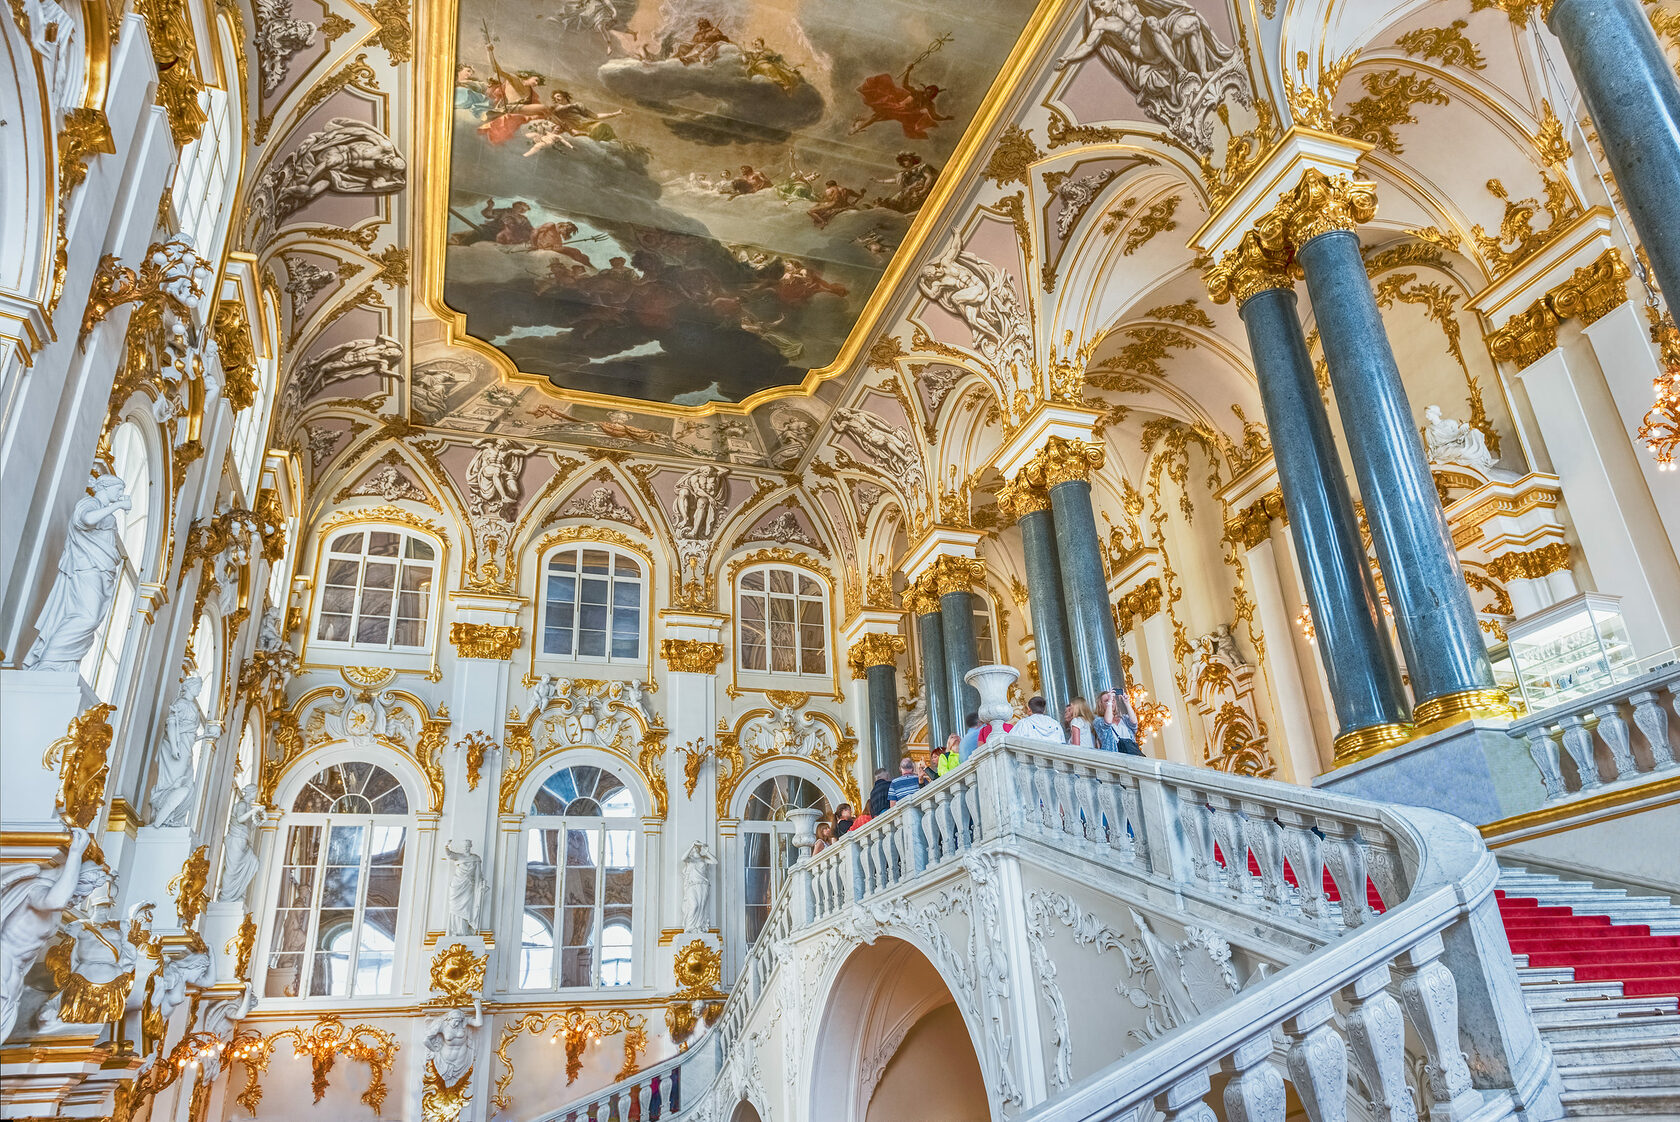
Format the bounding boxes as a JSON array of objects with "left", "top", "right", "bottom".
[
  {"left": 491, "top": 1008, "right": 644, "bottom": 1109},
  {"left": 1546, "top": 248, "right": 1631, "bottom": 326},
  {"left": 1114, "top": 579, "right": 1164, "bottom": 630},
  {"left": 449, "top": 622, "right": 522, "bottom": 659},
  {"left": 241, "top": 1016, "right": 400, "bottom": 1112},
  {"left": 661, "top": 638, "right": 725, "bottom": 674},
  {"left": 135, "top": 0, "right": 206, "bottom": 145},
  {"left": 1024, "top": 435, "right": 1106, "bottom": 489},
  {"left": 901, "top": 573, "right": 941, "bottom": 617},
  {"left": 1485, "top": 542, "right": 1572, "bottom": 582},
  {"left": 427, "top": 942, "right": 489, "bottom": 1006},
  {"left": 846, "top": 633, "right": 906, "bottom": 679},
  {"left": 676, "top": 738, "right": 713, "bottom": 798},
  {"left": 995, "top": 473, "right": 1050, "bottom": 521},
  {"left": 212, "top": 303, "right": 259, "bottom": 413},
  {"left": 226, "top": 912, "right": 257, "bottom": 979},
  {"left": 1485, "top": 301, "right": 1561, "bottom": 371},
  {"left": 1276, "top": 168, "right": 1378, "bottom": 247},
  {"left": 453, "top": 730, "right": 497, "bottom": 791},
  {"left": 168, "top": 844, "right": 211, "bottom": 928},
  {"left": 42, "top": 702, "right": 115, "bottom": 833},
  {"left": 1204, "top": 218, "right": 1295, "bottom": 307},
  {"left": 927, "top": 554, "right": 986, "bottom": 597}
]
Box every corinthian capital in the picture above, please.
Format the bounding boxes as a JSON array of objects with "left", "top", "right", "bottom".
[
  {"left": 1277, "top": 168, "right": 1378, "bottom": 248},
  {"left": 1204, "top": 215, "right": 1296, "bottom": 306},
  {"left": 996, "top": 473, "right": 1050, "bottom": 522},
  {"left": 1025, "top": 435, "right": 1105, "bottom": 489},
  {"left": 928, "top": 555, "right": 986, "bottom": 597},
  {"left": 847, "top": 633, "right": 907, "bottom": 678}
]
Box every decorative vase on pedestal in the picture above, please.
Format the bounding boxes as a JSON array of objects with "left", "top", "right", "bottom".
[
  {"left": 787, "top": 806, "right": 824, "bottom": 863},
  {"left": 965, "top": 664, "right": 1020, "bottom": 736}
]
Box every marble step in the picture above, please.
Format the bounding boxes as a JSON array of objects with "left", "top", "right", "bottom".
[
  {"left": 1549, "top": 1033, "right": 1680, "bottom": 1070},
  {"left": 1561, "top": 1085, "right": 1680, "bottom": 1114},
  {"left": 1532, "top": 1010, "right": 1680, "bottom": 1043}
]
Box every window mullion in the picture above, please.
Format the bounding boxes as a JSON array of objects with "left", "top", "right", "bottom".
[
  {"left": 303, "top": 824, "right": 328, "bottom": 998},
  {"left": 553, "top": 820, "right": 566, "bottom": 990},
  {"left": 350, "top": 818, "right": 374, "bottom": 994}
]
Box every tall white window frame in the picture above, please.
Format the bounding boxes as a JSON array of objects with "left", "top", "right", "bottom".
[
  {"left": 171, "top": 85, "right": 235, "bottom": 261},
  {"left": 740, "top": 774, "right": 829, "bottom": 945},
  {"left": 518, "top": 765, "right": 640, "bottom": 991},
  {"left": 230, "top": 300, "right": 280, "bottom": 493},
  {"left": 82, "top": 422, "right": 152, "bottom": 702},
  {"left": 262, "top": 762, "right": 412, "bottom": 1000},
  {"left": 312, "top": 527, "right": 438, "bottom": 652},
  {"left": 539, "top": 545, "right": 645, "bottom": 663},
  {"left": 736, "top": 565, "right": 828, "bottom": 676}
]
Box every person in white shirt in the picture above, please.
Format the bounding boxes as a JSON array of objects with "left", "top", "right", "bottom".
[
  {"left": 1064, "top": 697, "right": 1094, "bottom": 748},
  {"left": 1013, "top": 696, "right": 1066, "bottom": 742}
]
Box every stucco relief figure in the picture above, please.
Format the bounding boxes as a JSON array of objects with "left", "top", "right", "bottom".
[
  {"left": 36, "top": 886, "right": 150, "bottom": 1031},
  {"left": 680, "top": 842, "right": 717, "bottom": 932},
  {"left": 916, "top": 234, "right": 1032, "bottom": 372},
  {"left": 619, "top": 680, "right": 656, "bottom": 724},
  {"left": 255, "top": 118, "right": 408, "bottom": 227},
  {"left": 1424, "top": 404, "right": 1497, "bottom": 472},
  {"left": 528, "top": 674, "right": 560, "bottom": 717},
  {"left": 149, "top": 675, "right": 222, "bottom": 828},
  {"left": 295, "top": 335, "right": 403, "bottom": 399},
  {"left": 253, "top": 0, "right": 318, "bottom": 96},
  {"left": 257, "top": 605, "right": 284, "bottom": 650},
  {"left": 829, "top": 409, "right": 925, "bottom": 490},
  {"left": 465, "top": 437, "right": 528, "bottom": 522},
  {"left": 671, "top": 465, "right": 729, "bottom": 540},
  {"left": 1055, "top": 0, "right": 1250, "bottom": 154},
  {"left": 425, "top": 998, "right": 484, "bottom": 1087},
  {"left": 443, "top": 841, "right": 488, "bottom": 936},
  {"left": 22, "top": 471, "right": 132, "bottom": 673},
  {"left": 0, "top": 829, "right": 98, "bottom": 1042},
  {"left": 217, "top": 785, "right": 266, "bottom": 903},
  {"left": 143, "top": 945, "right": 213, "bottom": 1049},
  {"left": 24, "top": 0, "right": 82, "bottom": 113}
]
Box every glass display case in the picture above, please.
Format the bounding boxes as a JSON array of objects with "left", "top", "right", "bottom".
[{"left": 1505, "top": 593, "right": 1634, "bottom": 713}]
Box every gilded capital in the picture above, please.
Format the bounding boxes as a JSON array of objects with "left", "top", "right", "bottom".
[
  {"left": 928, "top": 555, "right": 986, "bottom": 597},
  {"left": 1205, "top": 221, "right": 1295, "bottom": 306},
  {"left": 902, "top": 574, "right": 941, "bottom": 616},
  {"left": 847, "top": 633, "right": 907, "bottom": 679},
  {"left": 660, "top": 638, "right": 725, "bottom": 674},
  {"left": 449, "top": 622, "right": 523, "bottom": 660},
  {"left": 1276, "top": 168, "right": 1378, "bottom": 248},
  {"left": 1025, "top": 435, "right": 1105, "bottom": 489},
  {"left": 996, "top": 473, "right": 1050, "bottom": 522}
]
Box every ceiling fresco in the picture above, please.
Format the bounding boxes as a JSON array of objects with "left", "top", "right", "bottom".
[{"left": 442, "top": 0, "right": 1041, "bottom": 407}]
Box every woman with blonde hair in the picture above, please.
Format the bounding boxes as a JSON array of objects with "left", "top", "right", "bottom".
[
  {"left": 812, "top": 820, "right": 834, "bottom": 855},
  {"left": 1064, "top": 697, "right": 1094, "bottom": 748},
  {"left": 1096, "top": 688, "right": 1144, "bottom": 756}
]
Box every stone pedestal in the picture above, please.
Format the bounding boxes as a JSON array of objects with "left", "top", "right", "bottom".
[
  {"left": 121, "top": 825, "right": 196, "bottom": 930},
  {"left": 1312, "top": 720, "right": 1533, "bottom": 825},
  {"left": 203, "top": 901, "right": 248, "bottom": 985},
  {"left": 0, "top": 669, "right": 97, "bottom": 831}
]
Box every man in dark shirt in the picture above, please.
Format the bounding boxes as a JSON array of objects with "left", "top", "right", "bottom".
[
  {"left": 832, "top": 803, "right": 856, "bottom": 838},
  {"left": 887, "top": 757, "right": 920, "bottom": 806}
]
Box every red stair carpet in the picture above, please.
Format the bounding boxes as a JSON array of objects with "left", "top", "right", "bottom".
[{"left": 1497, "top": 890, "right": 1680, "bottom": 999}]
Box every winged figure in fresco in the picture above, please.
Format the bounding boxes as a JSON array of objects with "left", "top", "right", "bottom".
[{"left": 849, "top": 34, "right": 956, "bottom": 140}]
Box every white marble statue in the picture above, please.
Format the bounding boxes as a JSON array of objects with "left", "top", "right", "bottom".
[
  {"left": 22, "top": 471, "right": 132, "bottom": 672},
  {"left": 217, "top": 784, "right": 266, "bottom": 903},
  {"left": 145, "top": 945, "right": 213, "bottom": 1042},
  {"left": 465, "top": 437, "right": 528, "bottom": 522},
  {"left": 35, "top": 887, "right": 148, "bottom": 1032},
  {"left": 1423, "top": 404, "right": 1497, "bottom": 472},
  {"left": 257, "top": 605, "right": 284, "bottom": 650},
  {"left": 916, "top": 233, "right": 1032, "bottom": 370},
  {"left": 149, "top": 675, "right": 221, "bottom": 828},
  {"left": 619, "top": 679, "right": 655, "bottom": 724},
  {"left": 671, "top": 465, "right": 729, "bottom": 540},
  {"left": 0, "top": 829, "right": 99, "bottom": 1042},
  {"left": 527, "top": 674, "right": 559, "bottom": 717},
  {"left": 425, "top": 998, "right": 484, "bottom": 1087},
  {"left": 680, "top": 842, "right": 717, "bottom": 933},
  {"left": 443, "top": 841, "right": 487, "bottom": 936}
]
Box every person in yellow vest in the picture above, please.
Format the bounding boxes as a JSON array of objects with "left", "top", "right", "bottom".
[{"left": 935, "top": 733, "right": 961, "bottom": 776}]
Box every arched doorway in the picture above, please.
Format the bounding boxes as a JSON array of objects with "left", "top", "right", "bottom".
[
  {"left": 730, "top": 1101, "right": 764, "bottom": 1122},
  {"left": 808, "top": 937, "right": 989, "bottom": 1122}
]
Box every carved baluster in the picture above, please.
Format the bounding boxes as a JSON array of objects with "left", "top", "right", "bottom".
[
  {"left": 865, "top": 832, "right": 884, "bottom": 894},
  {"left": 1284, "top": 997, "right": 1349, "bottom": 1122},
  {"left": 1222, "top": 1033, "right": 1287, "bottom": 1122},
  {"left": 1011, "top": 752, "right": 1039, "bottom": 833},
  {"left": 922, "top": 787, "right": 944, "bottom": 863},
  {"left": 938, "top": 783, "right": 961, "bottom": 858},
  {"left": 1395, "top": 933, "right": 1478, "bottom": 1120},
  {"left": 607, "top": 1091, "right": 622, "bottom": 1122},
  {"left": 850, "top": 837, "right": 866, "bottom": 901},
  {"left": 1592, "top": 702, "right": 1639, "bottom": 779},
  {"left": 962, "top": 771, "right": 983, "bottom": 844},
  {"left": 1053, "top": 760, "right": 1081, "bottom": 842},
  {"left": 1033, "top": 756, "right": 1060, "bottom": 833},
  {"left": 1097, "top": 776, "right": 1127, "bottom": 856},
  {"left": 1155, "top": 1068, "right": 1219, "bottom": 1122},
  {"left": 1176, "top": 785, "right": 1213, "bottom": 886},
  {"left": 1523, "top": 728, "right": 1567, "bottom": 800},
  {"left": 1207, "top": 794, "right": 1249, "bottom": 895},
  {"left": 1318, "top": 819, "right": 1369, "bottom": 928},
  {"left": 1278, "top": 810, "right": 1326, "bottom": 921},
  {"left": 1342, "top": 965, "right": 1417, "bottom": 1122},
  {"left": 1121, "top": 780, "right": 1148, "bottom": 866},
  {"left": 1358, "top": 825, "right": 1403, "bottom": 912},
  {"left": 1241, "top": 801, "right": 1285, "bottom": 904},
  {"left": 1557, "top": 714, "right": 1602, "bottom": 790},
  {"left": 1629, "top": 691, "right": 1676, "bottom": 770}
]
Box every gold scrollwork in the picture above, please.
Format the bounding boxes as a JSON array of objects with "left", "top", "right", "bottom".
[
  {"left": 675, "top": 738, "right": 712, "bottom": 799},
  {"left": 660, "top": 638, "right": 724, "bottom": 674},
  {"left": 1545, "top": 247, "right": 1630, "bottom": 327},
  {"left": 491, "top": 1009, "right": 643, "bottom": 1110},
  {"left": 449, "top": 623, "right": 522, "bottom": 660},
  {"left": 1113, "top": 579, "right": 1164, "bottom": 631},
  {"left": 1485, "top": 300, "right": 1561, "bottom": 371},
  {"left": 1484, "top": 542, "right": 1571, "bottom": 582},
  {"left": 927, "top": 555, "right": 985, "bottom": 597},
  {"left": 1222, "top": 490, "right": 1287, "bottom": 550},
  {"left": 427, "top": 942, "right": 488, "bottom": 1006},
  {"left": 242, "top": 1016, "right": 399, "bottom": 1113},
  {"left": 42, "top": 702, "right": 115, "bottom": 833},
  {"left": 454, "top": 731, "right": 497, "bottom": 791},
  {"left": 168, "top": 845, "right": 210, "bottom": 929},
  {"left": 212, "top": 303, "right": 259, "bottom": 413},
  {"left": 1022, "top": 435, "right": 1105, "bottom": 489},
  {"left": 226, "top": 912, "right": 257, "bottom": 980},
  {"left": 1204, "top": 216, "right": 1295, "bottom": 307},
  {"left": 713, "top": 723, "right": 745, "bottom": 819}
]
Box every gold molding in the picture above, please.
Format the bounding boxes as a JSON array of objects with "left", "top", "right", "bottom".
[
  {"left": 448, "top": 623, "right": 522, "bottom": 660},
  {"left": 426, "top": 943, "right": 487, "bottom": 1006},
  {"left": 847, "top": 633, "right": 906, "bottom": 679},
  {"left": 1482, "top": 772, "right": 1680, "bottom": 841},
  {"left": 660, "top": 639, "right": 724, "bottom": 674},
  {"left": 1484, "top": 542, "right": 1571, "bottom": 583},
  {"left": 1114, "top": 579, "right": 1164, "bottom": 631},
  {"left": 1412, "top": 687, "right": 1516, "bottom": 737},
  {"left": 1545, "top": 247, "right": 1630, "bottom": 327},
  {"left": 1204, "top": 216, "right": 1295, "bottom": 307},
  {"left": 42, "top": 702, "right": 115, "bottom": 833},
  {"left": 1021, "top": 435, "right": 1105, "bottom": 489},
  {"left": 1485, "top": 300, "right": 1560, "bottom": 371},
  {"left": 1331, "top": 721, "right": 1414, "bottom": 767}
]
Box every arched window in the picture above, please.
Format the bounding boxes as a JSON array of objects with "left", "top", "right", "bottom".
[
  {"left": 741, "top": 775, "right": 829, "bottom": 944},
  {"left": 264, "top": 762, "right": 411, "bottom": 999},
  {"left": 737, "top": 566, "right": 827, "bottom": 675},
  {"left": 973, "top": 595, "right": 997, "bottom": 665},
  {"left": 519, "top": 765, "right": 639, "bottom": 990},
  {"left": 313, "top": 528, "right": 437, "bottom": 651},
  {"left": 82, "top": 423, "right": 151, "bottom": 701},
  {"left": 171, "top": 86, "right": 235, "bottom": 258},
  {"left": 541, "top": 545, "right": 644, "bottom": 662}
]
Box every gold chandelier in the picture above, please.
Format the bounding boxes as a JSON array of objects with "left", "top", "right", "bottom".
[
  {"left": 1640, "top": 310, "right": 1680, "bottom": 470},
  {"left": 1125, "top": 682, "right": 1173, "bottom": 741}
]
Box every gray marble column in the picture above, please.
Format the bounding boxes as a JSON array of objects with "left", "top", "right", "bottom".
[
  {"left": 1012, "top": 485, "right": 1077, "bottom": 716},
  {"left": 1038, "top": 439, "right": 1127, "bottom": 707},
  {"left": 1290, "top": 176, "right": 1500, "bottom": 723},
  {"left": 915, "top": 604, "right": 951, "bottom": 750},
  {"left": 866, "top": 662, "right": 902, "bottom": 773},
  {"left": 940, "top": 587, "right": 981, "bottom": 727},
  {"left": 1229, "top": 268, "right": 1412, "bottom": 748},
  {"left": 1549, "top": 0, "right": 1680, "bottom": 304}
]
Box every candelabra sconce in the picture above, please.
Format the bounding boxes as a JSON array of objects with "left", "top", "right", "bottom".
[
  {"left": 236, "top": 1016, "right": 398, "bottom": 1114},
  {"left": 453, "top": 731, "right": 498, "bottom": 791},
  {"left": 1127, "top": 682, "right": 1173, "bottom": 742}
]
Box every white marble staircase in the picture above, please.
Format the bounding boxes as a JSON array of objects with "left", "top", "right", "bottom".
[{"left": 1499, "top": 864, "right": 1680, "bottom": 1120}]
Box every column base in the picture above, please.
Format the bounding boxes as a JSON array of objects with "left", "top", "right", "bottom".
[
  {"left": 1412, "top": 688, "right": 1517, "bottom": 738},
  {"left": 1331, "top": 721, "right": 1414, "bottom": 767},
  {"left": 1316, "top": 719, "right": 1541, "bottom": 825}
]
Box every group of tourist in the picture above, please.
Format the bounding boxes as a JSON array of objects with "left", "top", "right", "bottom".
[{"left": 805, "top": 689, "right": 1145, "bottom": 854}]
